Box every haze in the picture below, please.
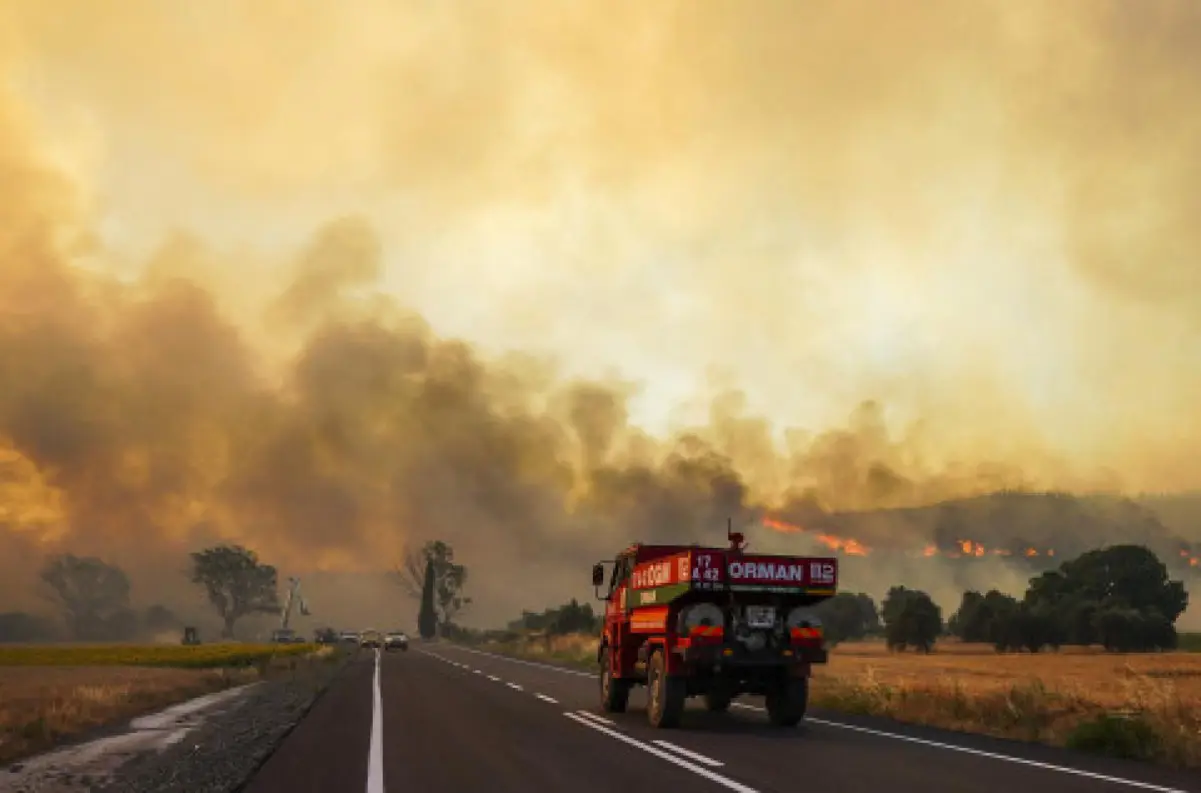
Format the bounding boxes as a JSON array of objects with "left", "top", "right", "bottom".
[{"left": 2, "top": 0, "right": 1199, "bottom": 631}]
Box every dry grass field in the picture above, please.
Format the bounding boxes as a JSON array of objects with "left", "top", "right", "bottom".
[
  {"left": 0, "top": 643, "right": 339, "bottom": 766},
  {"left": 479, "top": 633, "right": 1201, "bottom": 767}
]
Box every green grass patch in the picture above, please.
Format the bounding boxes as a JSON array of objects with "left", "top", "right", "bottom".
[{"left": 1066, "top": 713, "right": 1163, "bottom": 761}]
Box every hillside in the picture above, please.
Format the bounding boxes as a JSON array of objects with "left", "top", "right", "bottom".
[{"left": 804, "top": 491, "right": 1200, "bottom": 577}]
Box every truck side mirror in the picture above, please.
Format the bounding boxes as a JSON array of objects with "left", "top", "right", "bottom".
[{"left": 591, "top": 563, "right": 605, "bottom": 587}]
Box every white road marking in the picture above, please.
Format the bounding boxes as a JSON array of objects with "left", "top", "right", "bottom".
[
  {"left": 573, "top": 710, "right": 615, "bottom": 726},
  {"left": 730, "top": 704, "right": 1190, "bottom": 793},
  {"left": 446, "top": 645, "right": 593, "bottom": 677},
  {"left": 564, "top": 713, "right": 759, "bottom": 793},
  {"left": 535, "top": 694, "right": 558, "bottom": 704},
  {"left": 487, "top": 675, "right": 501, "bottom": 682},
  {"left": 367, "top": 649, "right": 385, "bottom": 793},
  {"left": 652, "top": 740, "right": 725, "bottom": 767},
  {"left": 506, "top": 682, "right": 523, "bottom": 690}
]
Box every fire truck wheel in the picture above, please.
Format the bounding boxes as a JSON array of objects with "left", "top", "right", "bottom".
[
  {"left": 765, "top": 677, "right": 808, "bottom": 726},
  {"left": 703, "top": 691, "right": 732, "bottom": 712},
  {"left": 646, "top": 651, "right": 685, "bottom": 728},
  {"left": 599, "top": 647, "right": 629, "bottom": 713}
]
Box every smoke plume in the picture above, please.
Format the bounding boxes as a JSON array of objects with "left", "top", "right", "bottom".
[{"left": 1, "top": 1, "right": 1200, "bottom": 630}]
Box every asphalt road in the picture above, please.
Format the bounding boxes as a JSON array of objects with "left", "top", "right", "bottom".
[{"left": 245, "top": 645, "right": 1201, "bottom": 793}]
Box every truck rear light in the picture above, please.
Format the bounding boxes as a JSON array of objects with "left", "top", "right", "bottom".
[{"left": 789, "top": 626, "right": 823, "bottom": 643}]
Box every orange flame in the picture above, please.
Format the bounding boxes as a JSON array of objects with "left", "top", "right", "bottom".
[
  {"left": 761, "top": 517, "right": 870, "bottom": 556},
  {"left": 816, "top": 533, "right": 870, "bottom": 556},
  {"left": 760, "top": 518, "right": 1178, "bottom": 569}
]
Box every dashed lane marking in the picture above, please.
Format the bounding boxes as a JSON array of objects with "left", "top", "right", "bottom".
[
  {"left": 427, "top": 649, "right": 738, "bottom": 782},
  {"left": 573, "top": 710, "right": 615, "bottom": 726},
  {"left": 442, "top": 644, "right": 592, "bottom": 677},
  {"left": 652, "top": 740, "right": 725, "bottom": 767},
  {"left": 563, "top": 713, "right": 757, "bottom": 793}
]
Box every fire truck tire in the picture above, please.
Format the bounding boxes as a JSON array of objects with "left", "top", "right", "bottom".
[
  {"left": 703, "top": 691, "right": 732, "bottom": 712},
  {"left": 599, "top": 647, "right": 630, "bottom": 713},
  {"left": 646, "top": 651, "right": 685, "bottom": 728},
  {"left": 766, "top": 678, "right": 808, "bottom": 726}
]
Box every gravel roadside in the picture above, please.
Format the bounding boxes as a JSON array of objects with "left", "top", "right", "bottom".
[{"left": 97, "top": 651, "right": 355, "bottom": 793}]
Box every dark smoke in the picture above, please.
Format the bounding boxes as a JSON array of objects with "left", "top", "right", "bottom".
[{"left": 2, "top": 1, "right": 1201, "bottom": 631}]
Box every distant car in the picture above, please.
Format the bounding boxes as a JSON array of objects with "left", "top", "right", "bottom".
[
  {"left": 360, "top": 629, "right": 382, "bottom": 649},
  {"left": 270, "top": 628, "right": 298, "bottom": 644},
  {"left": 384, "top": 631, "right": 409, "bottom": 651},
  {"left": 339, "top": 631, "right": 360, "bottom": 645}
]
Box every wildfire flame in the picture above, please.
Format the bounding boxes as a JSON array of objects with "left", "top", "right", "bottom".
[
  {"left": 761, "top": 517, "right": 870, "bottom": 556},
  {"left": 761, "top": 517, "right": 1070, "bottom": 562},
  {"left": 760, "top": 517, "right": 1199, "bottom": 570}
]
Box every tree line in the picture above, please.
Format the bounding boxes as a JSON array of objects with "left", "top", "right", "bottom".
[
  {"left": 473, "top": 543, "right": 1190, "bottom": 655},
  {"left": 817, "top": 544, "right": 1190, "bottom": 653},
  {"left": 1, "top": 545, "right": 285, "bottom": 643},
  {"left": 11, "top": 539, "right": 1184, "bottom": 652},
  {"left": 0, "top": 537, "right": 477, "bottom": 644}
]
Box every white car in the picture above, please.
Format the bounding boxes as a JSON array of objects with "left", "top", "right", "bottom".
[{"left": 384, "top": 631, "right": 409, "bottom": 651}]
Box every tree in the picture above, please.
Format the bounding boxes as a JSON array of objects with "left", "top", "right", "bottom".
[
  {"left": 948, "top": 591, "right": 985, "bottom": 641},
  {"left": 882, "top": 586, "right": 942, "bottom": 653},
  {"left": 549, "top": 599, "right": 600, "bottom": 635},
  {"left": 991, "top": 602, "right": 1060, "bottom": 653},
  {"left": 813, "top": 592, "right": 880, "bottom": 644},
  {"left": 418, "top": 557, "right": 437, "bottom": 639},
  {"left": 396, "top": 540, "right": 471, "bottom": 627},
  {"left": 948, "top": 589, "right": 1021, "bottom": 646},
  {"left": 189, "top": 545, "right": 280, "bottom": 639},
  {"left": 1023, "top": 545, "right": 1187, "bottom": 651},
  {"left": 39, "top": 554, "right": 136, "bottom": 640},
  {"left": 1093, "top": 606, "right": 1176, "bottom": 652},
  {"left": 506, "top": 599, "right": 601, "bottom": 636}
]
